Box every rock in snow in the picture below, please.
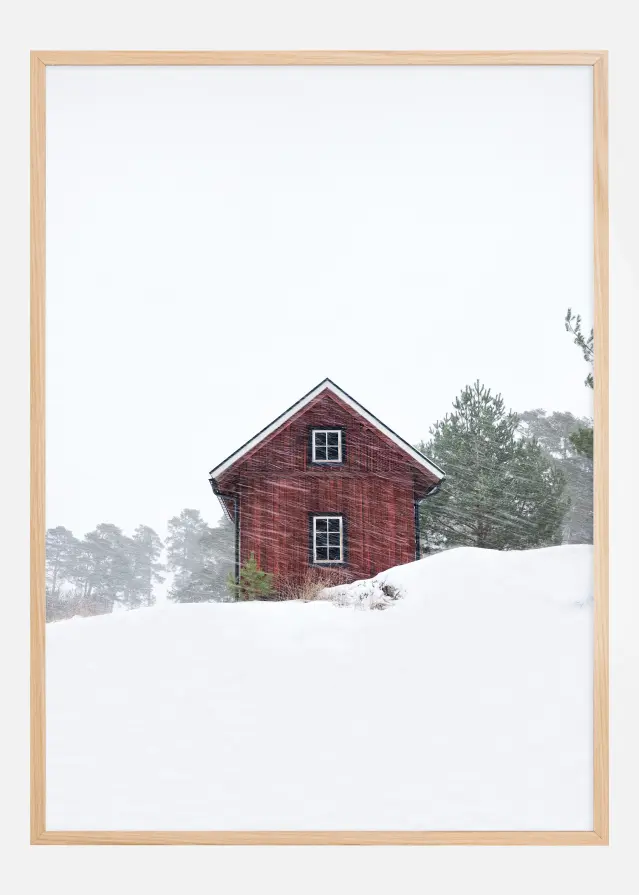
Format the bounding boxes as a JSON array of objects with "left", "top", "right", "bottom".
[{"left": 47, "top": 545, "right": 593, "bottom": 831}]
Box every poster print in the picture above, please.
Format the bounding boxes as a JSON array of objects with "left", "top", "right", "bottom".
[{"left": 34, "top": 55, "right": 607, "bottom": 843}]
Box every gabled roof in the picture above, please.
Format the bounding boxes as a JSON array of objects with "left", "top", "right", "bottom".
[{"left": 209, "top": 378, "right": 445, "bottom": 482}]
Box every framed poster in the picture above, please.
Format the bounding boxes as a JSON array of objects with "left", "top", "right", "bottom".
[{"left": 31, "top": 51, "right": 608, "bottom": 845}]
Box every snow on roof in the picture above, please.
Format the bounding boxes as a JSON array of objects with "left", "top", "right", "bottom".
[{"left": 209, "top": 378, "right": 445, "bottom": 482}]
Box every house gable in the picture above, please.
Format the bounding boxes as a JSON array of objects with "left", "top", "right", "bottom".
[{"left": 209, "top": 378, "right": 445, "bottom": 486}]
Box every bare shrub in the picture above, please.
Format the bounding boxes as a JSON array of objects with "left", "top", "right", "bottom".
[{"left": 278, "top": 567, "right": 354, "bottom": 602}]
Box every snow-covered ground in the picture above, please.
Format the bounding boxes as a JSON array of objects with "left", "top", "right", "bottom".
[{"left": 47, "top": 545, "right": 593, "bottom": 831}]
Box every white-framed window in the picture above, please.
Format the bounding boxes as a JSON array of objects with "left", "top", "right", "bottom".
[
  {"left": 311, "top": 429, "right": 342, "bottom": 463},
  {"left": 312, "top": 515, "right": 344, "bottom": 564}
]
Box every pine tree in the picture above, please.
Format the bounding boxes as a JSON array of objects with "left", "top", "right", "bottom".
[
  {"left": 123, "top": 525, "right": 164, "bottom": 608},
  {"left": 166, "top": 509, "right": 234, "bottom": 602},
  {"left": 228, "top": 552, "right": 273, "bottom": 601},
  {"left": 418, "top": 382, "right": 568, "bottom": 552},
  {"left": 565, "top": 308, "right": 594, "bottom": 388},
  {"left": 569, "top": 427, "right": 593, "bottom": 460},
  {"left": 76, "top": 523, "right": 134, "bottom": 615},
  {"left": 46, "top": 526, "right": 82, "bottom": 621},
  {"left": 565, "top": 308, "right": 594, "bottom": 458},
  {"left": 519, "top": 409, "right": 593, "bottom": 543},
  {"left": 46, "top": 526, "right": 80, "bottom": 599}
]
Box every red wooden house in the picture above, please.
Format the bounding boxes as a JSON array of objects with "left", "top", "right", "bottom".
[{"left": 209, "top": 379, "right": 445, "bottom": 588}]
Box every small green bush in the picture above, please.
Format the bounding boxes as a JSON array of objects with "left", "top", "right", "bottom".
[{"left": 227, "top": 552, "right": 274, "bottom": 601}]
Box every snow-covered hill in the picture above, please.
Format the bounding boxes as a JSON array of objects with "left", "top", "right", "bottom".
[{"left": 47, "top": 545, "right": 593, "bottom": 831}]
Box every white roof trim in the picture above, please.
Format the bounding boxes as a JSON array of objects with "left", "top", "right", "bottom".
[{"left": 209, "top": 378, "right": 445, "bottom": 482}]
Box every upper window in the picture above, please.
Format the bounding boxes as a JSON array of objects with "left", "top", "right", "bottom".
[{"left": 311, "top": 429, "right": 342, "bottom": 463}]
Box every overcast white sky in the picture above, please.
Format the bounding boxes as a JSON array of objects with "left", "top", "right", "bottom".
[{"left": 46, "top": 65, "right": 593, "bottom": 539}]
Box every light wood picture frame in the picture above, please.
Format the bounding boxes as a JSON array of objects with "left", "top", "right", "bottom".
[{"left": 31, "top": 50, "right": 609, "bottom": 846}]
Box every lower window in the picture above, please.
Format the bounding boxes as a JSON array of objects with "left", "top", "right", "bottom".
[{"left": 312, "top": 515, "right": 344, "bottom": 564}]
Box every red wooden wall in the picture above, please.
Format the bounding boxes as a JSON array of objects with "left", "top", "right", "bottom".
[{"left": 216, "top": 391, "right": 437, "bottom": 586}]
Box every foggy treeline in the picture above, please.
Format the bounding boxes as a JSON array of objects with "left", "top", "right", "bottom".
[{"left": 46, "top": 510, "right": 235, "bottom": 622}]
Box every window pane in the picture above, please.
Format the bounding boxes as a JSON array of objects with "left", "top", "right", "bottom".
[
  {"left": 314, "top": 517, "right": 343, "bottom": 563},
  {"left": 314, "top": 431, "right": 327, "bottom": 447},
  {"left": 314, "top": 445, "right": 327, "bottom": 461},
  {"left": 327, "top": 432, "right": 339, "bottom": 446},
  {"left": 327, "top": 445, "right": 340, "bottom": 460}
]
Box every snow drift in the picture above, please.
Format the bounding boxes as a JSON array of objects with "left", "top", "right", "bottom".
[
  {"left": 47, "top": 545, "right": 593, "bottom": 831},
  {"left": 324, "top": 543, "right": 594, "bottom": 610}
]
